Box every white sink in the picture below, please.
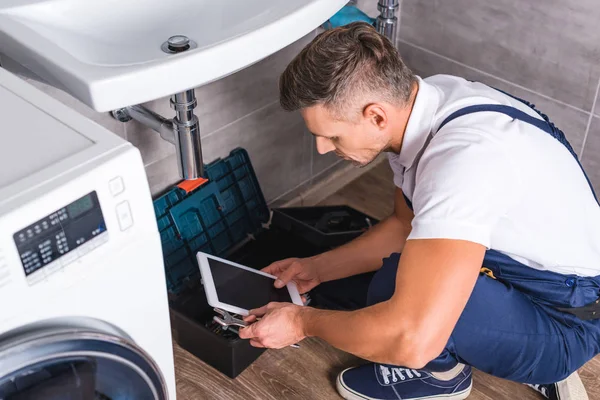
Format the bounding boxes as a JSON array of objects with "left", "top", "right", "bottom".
[{"left": 0, "top": 0, "right": 347, "bottom": 111}]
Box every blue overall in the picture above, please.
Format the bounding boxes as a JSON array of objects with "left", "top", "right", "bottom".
[{"left": 367, "top": 91, "right": 600, "bottom": 384}]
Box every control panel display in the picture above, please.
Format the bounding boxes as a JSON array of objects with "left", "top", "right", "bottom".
[
  {"left": 67, "top": 195, "right": 94, "bottom": 219},
  {"left": 13, "top": 191, "right": 107, "bottom": 277}
]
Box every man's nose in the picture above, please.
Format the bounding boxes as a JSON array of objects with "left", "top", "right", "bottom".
[{"left": 316, "top": 136, "right": 335, "bottom": 155}]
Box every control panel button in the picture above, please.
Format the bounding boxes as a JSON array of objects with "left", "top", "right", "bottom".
[
  {"left": 109, "top": 176, "right": 125, "bottom": 197},
  {"left": 116, "top": 201, "right": 133, "bottom": 231}
]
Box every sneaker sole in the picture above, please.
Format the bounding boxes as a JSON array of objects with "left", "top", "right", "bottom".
[
  {"left": 336, "top": 368, "right": 473, "bottom": 400},
  {"left": 556, "top": 372, "right": 589, "bottom": 400}
]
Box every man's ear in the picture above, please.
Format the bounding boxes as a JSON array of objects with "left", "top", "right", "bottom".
[{"left": 363, "top": 103, "right": 387, "bottom": 129}]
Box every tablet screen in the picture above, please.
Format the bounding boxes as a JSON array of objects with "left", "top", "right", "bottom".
[{"left": 208, "top": 258, "right": 293, "bottom": 310}]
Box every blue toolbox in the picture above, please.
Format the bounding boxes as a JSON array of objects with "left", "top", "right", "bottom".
[{"left": 153, "top": 148, "right": 379, "bottom": 378}]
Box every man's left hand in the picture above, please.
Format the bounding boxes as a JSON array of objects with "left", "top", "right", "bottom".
[{"left": 238, "top": 302, "right": 306, "bottom": 349}]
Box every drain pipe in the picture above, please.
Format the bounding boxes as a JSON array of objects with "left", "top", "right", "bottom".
[
  {"left": 171, "top": 90, "right": 203, "bottom": 179},
  {"left": 111, "top": 89, "right": 204, "bottom": 180},
  {"left": 113, "top": 105, "right": 175, "bottom": 145},
  {"left": 375, "top": 0, "right": 399, "bottom": 43},
  {"left": 111, "top": 35, "right": 204, "bottom": 180}
]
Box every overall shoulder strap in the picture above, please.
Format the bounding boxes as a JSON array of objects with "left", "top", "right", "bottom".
[{"left": 438, "top": 104, "right": 552, "bottom": 135}]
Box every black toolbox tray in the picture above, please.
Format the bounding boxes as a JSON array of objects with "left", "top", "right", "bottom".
[
  {"left": 272, "top": 205, "right": 377, "bottom": 248},
  {"left": 153, "top": 148, "right": 377, "bottom": 378}
]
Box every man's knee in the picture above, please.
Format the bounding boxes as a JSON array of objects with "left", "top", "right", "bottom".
[{"left": 366, "top": 253, "right": 401, "bottom": 306}]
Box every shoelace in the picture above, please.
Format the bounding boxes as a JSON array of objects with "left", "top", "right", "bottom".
[
  {"left": 399, "top": 369, "right": 422, "bottom": 380},
  {"left": 379, "top": 366, "right": 422, "bottom": 384}
]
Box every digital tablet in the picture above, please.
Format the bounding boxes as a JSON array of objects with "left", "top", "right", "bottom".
[{"left": 196, "top": 252, "right": 303, "bottom": 316}]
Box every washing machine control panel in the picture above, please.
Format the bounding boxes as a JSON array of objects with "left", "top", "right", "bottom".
[{"left": 13, "top": 191, "right": 108, "bottom": 284}]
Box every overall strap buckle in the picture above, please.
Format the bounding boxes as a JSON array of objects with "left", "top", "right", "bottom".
[{"left": 480, "top": 267, "right": 497, "bottom": 280}]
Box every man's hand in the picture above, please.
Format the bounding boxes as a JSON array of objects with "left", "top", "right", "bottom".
[
  {"left": 262, "top": 258, "right": 322, "bottom": 293},
  {"left": 239, "top": 302, "right": 306, "bottom": 349}
]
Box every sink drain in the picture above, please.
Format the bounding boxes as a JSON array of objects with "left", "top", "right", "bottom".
[{"left": 161, "top": 35, "right": 197, "bottom": 54}]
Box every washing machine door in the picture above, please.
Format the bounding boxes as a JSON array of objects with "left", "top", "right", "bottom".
[{"left": 0, "top": 324, "right": 168, "bottom": 400}]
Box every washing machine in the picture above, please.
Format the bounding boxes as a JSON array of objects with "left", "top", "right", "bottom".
[{"left": 0, "top": 68, "right": 177, "bottom": 399}]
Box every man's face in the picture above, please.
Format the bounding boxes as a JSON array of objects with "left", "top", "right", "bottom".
[{"left": 301, "top": 105, "right": 390, "bottom": 167}]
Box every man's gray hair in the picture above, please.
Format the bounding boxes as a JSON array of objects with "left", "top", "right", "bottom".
[{"left": 279, "top": 21, "right": 417, "bottom": 120}]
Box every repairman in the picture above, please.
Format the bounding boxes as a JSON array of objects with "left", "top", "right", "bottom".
[{"left": 239, "top": 22, "right": 600, "bottom": 400}]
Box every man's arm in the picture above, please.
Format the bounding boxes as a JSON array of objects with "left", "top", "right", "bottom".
[
  {"left": 242, "top": 238, "right": 485, "bottom": 368},
  {"left": 303, "top": 238, "right": 485, "bottom": 367},
  {"left": 312, "top": 188, "right": 414, "bottom": 282}
]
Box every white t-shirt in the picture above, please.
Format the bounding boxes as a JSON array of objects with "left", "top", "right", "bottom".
[{"left": 388, "top": 74, "right": 600, "bottom": 277}]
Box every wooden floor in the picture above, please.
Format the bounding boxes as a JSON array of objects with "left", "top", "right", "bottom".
[{"left": 174, "top": 162, "right": 600, "bottom": 400}]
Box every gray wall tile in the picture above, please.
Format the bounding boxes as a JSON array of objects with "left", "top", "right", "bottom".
[
  {"left": 398, "top": 42, "right": 590, "bottom": 155},
  {"left": 581, "top": 117, "right": 600, "bottom": 195},
  {"left": 355, "top": 0, "right": 380, "bottom": 17},
  {"left": 268, "top": 178, "right": 314, "bottom": 208},
  {"left": 198, "top": 102, "right": 311, "bottom": 202},
  {"left": 400, "top": 0, "right": 600, "bottom": 112},
  {"left": 311, "top": 159, "right": 347, "bottom": 187},
  {"left": 195, "top": 31, "right": 316, "bottom": 136},
  {"left": 594, "top": 79, "right": 600, "bottom": 117},
  {"left": 145, "top": 155, "right": 182, "bottom": 197}
]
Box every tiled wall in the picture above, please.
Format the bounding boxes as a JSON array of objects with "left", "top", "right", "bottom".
[
  {"left": 391, "top": 0, "right": 600, "bottom": 193},
  {"left": 24, "top": 31, "right": 346, "bottom": 204}
]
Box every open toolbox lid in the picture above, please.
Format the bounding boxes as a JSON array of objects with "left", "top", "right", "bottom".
[{"left": 153, "top": 148, "right": 270, "bottom": 295}]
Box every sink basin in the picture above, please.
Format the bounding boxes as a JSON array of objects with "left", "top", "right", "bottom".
[{"left": 0, "top": 0, "right": 347, "bottom": 111}]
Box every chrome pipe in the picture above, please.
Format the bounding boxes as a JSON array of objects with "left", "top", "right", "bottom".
[
  {"left": 376, "top": 0, "right": 399, "bottom": 43},
  {"left": 126, "top": 105, "right": 175, "bottom": 145},
  {"left": 171, "top": 89, "right": 203, "bottom": 179},
  {"left": 173, "top": 114, "right": 203, "bottom": 180},
  {"left": 111, "top": 87, "right": 204, "bottom": 180},
  {"left": 171, "top": 90, "right": 196, "bottom": 124}
]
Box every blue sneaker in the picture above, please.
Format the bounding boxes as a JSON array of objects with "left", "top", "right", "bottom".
[{"left": 336, "top": 363, "right": 472, "bottom": 400}]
